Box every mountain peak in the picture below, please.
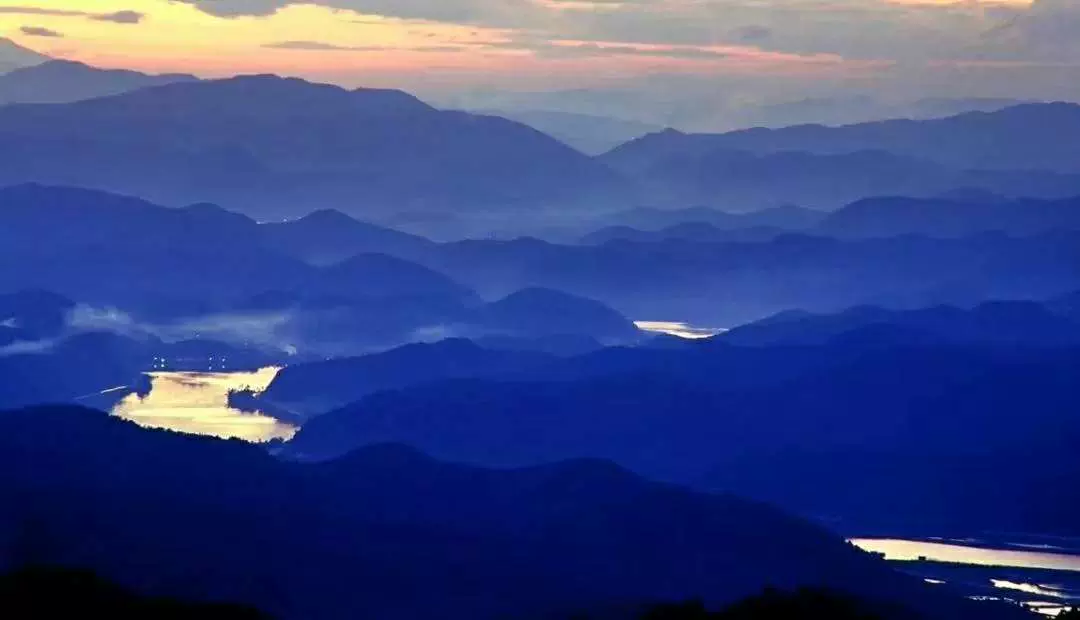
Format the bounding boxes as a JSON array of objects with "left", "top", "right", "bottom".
[
  {"left": 297, "top": 208, "right": 361, "bottom": 227},
  {"left": 6, "top": 58, "right": 196, "bottom": 81},
  {"left": 220, "top": 73, "right": 431, "bottom": 105},
  {"left": 0, "top": 37, "right": 51, "bottom": 73},
  {"left": 97, "top": 73, "right": 436, "bottom": 117}
]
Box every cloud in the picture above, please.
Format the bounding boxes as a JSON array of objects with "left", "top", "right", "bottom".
[
  {"left": 0, "top": 7, "right": 85, "bottom": 17},
  {"left": 175, "top": 0, "right": 536, "bottom": 24},
  {"left": 262, "top": 40, "right": 471, "bottom": 53},
  {"left": 262, "top": 40, "right": 400, "bottom": 51},
  {"left": 93, "top": 10, "right": 145, "bottom": 24},
  {"left": 0, "top": 337, "right": 58, "bottom": 357},
  {"left": 981, "top": 0, "right": 1080, "bottom": 59},
  {"left": 166, "top": 0, "right": 1080, "bottom": 70},
  {"left": 19, "top": 26, "right": 63, "bottom": 38},
  {"left": 0, "top": 6, "right": 144, "bottom": 25},
  {"left": 732, "top": 25, "right": 772, "bottom": 43},
  {"left": 534, "top": 41, "right": 733, "bottom": 61}
]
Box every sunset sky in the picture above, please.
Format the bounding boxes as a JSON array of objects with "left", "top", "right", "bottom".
[{"left": 1, "top": 0, "right": 1077, "bottom": 126}]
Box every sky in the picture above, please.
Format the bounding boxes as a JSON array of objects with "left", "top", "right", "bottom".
[{"left": 1, "top": 0, "right": 1079, "bottom": 128}]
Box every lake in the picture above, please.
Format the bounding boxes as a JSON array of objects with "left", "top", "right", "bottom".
[
  {"left": 852, "top": 538, "right": 1080, "bottom": 615},
  {"left": 111, "top": 367, "right": 297, "bottom": 443},
  {"left": 852, "top": 538, "right": 1080, "bottom": 572},
  {"left": 635, "top": 320, "right": 726, "bottom": 339}
]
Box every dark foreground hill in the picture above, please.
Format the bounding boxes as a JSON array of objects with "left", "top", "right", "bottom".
[
  {"left": 0, "top": 406, "right": 1016, "bottom": 620},
  {"left": 0, "top": 567, "right": 265, "bottom": 619},
  {"left": 287, "top": 332, "right": 1080, "bottom": 537}
]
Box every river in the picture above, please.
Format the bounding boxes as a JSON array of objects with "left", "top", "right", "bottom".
[
  {"left": 635, "top": 320, "right": 726, "bottom": 339},
  {"left": 852, "top": 538, "right": 1080, "bottom": 615},
  {"left": 111, "top": 367, "right": 297, "bottom": 443}
]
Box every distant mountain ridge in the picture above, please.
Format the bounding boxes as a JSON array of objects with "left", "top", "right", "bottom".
[
  {"left": 0, "top": 185, "right": 643, "bottom": 353},
  {"left": 475, "top": 108, "right": 662, "bottom": 154},
  {"left": 600, "top": 103, "right": 1080, "bottom": 209},
  {"left": 818, "top": 195, "right": 1080, "bottom": 238},
  {"left": 720, "top": 299, "right": 1080, "bottom": 347},
  {"left": 0, "top": 37, "right": 49, "bottom": 74},
  {"left": 0, "top": 75, "right": 625, "bottom": 218},
  {"left": 1, "top": 60, "right": 1077, "bottom": 218},
  {"left": 608, "top": 102, "right": 1080, "bottom": 173},
  {"left": 0, "top": 60, "right": 197, "bottom": 104}
]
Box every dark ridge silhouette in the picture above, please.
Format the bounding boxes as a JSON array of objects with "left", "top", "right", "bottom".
[
  {"left": 236, "top": 285, "right": 635, "bottom": 357},
  {"left": 260, "top": 209, "right": 434, "bottom": 265},
  {"left": 606, "top": 144, "right": 1080, "bottom": 210},
  {"left": 0, "top": 60, "right": 197, "bottom": 104},
  {"left": 6, "top": 184, "right": 1080, "bottom": 328},
  {"left": 639, "top": 588, "right": 901, "bottom": 620},
  {"left": 0, "top": 567, "right": 265, "bottom": 619},
  {"left": 0, "top": 184, "right": 262, "bottom": 254},
  {"left": 0, "top": 184, "right": 450, "bottom": 317},
  {"left": 819, "top": 195, "right": 1080, "bottom": 238},
  {"left": 599, "top": 104, "right": 1080, "bottom": 209},
  {"left": 0, "top": 185, "right": 653, "bottom": 351},
  {"left": 606, "top": 102, "right": 1080, "bottom": 174},
  {"left": 472, "top": 333, "right": 604, "bottom": 357},
  {"left": 0, "top": 75, "right": 625, "bottom": 217},
  {"left": 0, "top": 289, "right": 75, "bottom": 344},
  {"left": 473, "top": 287, "right": 640, "bottom": 340},
  {"left": 581, "top": 223, "right": 786, "bottom": 245},
  {"left": 405, "top": 231, "right": 1080, "bottom": 325},
  {"left": 257, "top": 339, "right": 556, "bottom": 417},
  {"left": 594, "top": 205, "right": 825, "bottom": 232},
  {"left": 0, "top": 186, "right": 484, "bottom": 351},
  {"left": 0, "top": 331, "right": 149, "bottom": 410},
  {"left": 304, "top": 253, "right": 477, "bottom": 303},
  {"left": 720, "top": 300, "right": 1080, "bottom": 347},
  {"left": 286, "top": 338, "right": 1080, "bottom": 536},
  {"left": 1047, "top": 289, "right": 1080, "bottom": 321},
  {"left": 0, "top": 406, "right": 1023, "bottom": 620},
  {"left": 0, "top": 325, "right": 285, "bottom": 410}
]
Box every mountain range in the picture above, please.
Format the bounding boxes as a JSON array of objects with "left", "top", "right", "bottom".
[
  {"left": 0, "top": 59, "right": 1079, "bottom": 222},
  {"left": 285, "top": 299, "right": 1080, "bottom": 536},
  {"left": 0, "top": 405, "right": 1025, "bottom": 620},
  {"left": 608, "top": 103, "right": 1080, "bottom": 174},
  {"left": 583, "top": 194, "right": 1080, "bottom": 244},
  {"left": 4, "top": 184, "right": 1079, "bottom": 328},
  {"left": 598, "top": 103, "right": 1080, "bottom": 210},
  {"left": 0, "top": 60, "right": 197, "bottom": 104},
  {"left": 3, "top": 36, "right": 1080, "bottom": 620},
  {"left": 0, "top": 75, "right": 623, "bottom": 219},
  {"left": 0, "top": 186, "right": 648, "bottom": 364}
]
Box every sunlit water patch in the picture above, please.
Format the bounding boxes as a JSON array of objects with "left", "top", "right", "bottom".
[
  {"left": 111, "top": 367, "right": 296, "bottom": 443},
  {"left": 851, "top": 539, "right": 1080, "bottom": 572},
  {"left": 635, "top": 321, "right": 725, "bottom": 340},
  {"left": 852, "top": 538, "right": 1080, "bottom": 616}
]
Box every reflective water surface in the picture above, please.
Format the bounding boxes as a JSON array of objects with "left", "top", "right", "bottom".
[
  {"left": 111, "top": 367, "right": 296, "bottom": 443},
  {"left": 635, "top": 320, "right": 725, "bottom": 339},
  {"left": 852, "top": 538, "right": 1080, "bottom": 616},
  {"left": 851, "top": 539, "right": 1080, "bottom": 572}
]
